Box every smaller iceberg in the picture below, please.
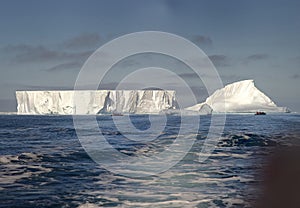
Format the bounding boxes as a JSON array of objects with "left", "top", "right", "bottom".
[
  {"left": 186, "top": 80, "right": 290, "bottom": 113},
  {"left": 184, "top": 103, "right": 213, "bottom": 114}
]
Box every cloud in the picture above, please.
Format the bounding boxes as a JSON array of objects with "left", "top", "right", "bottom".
[
  {"left": 5, "top": 45, "right": 62, "bottom": 62},
  {"left": 178, "top": 72, "right": 223, "bottom": 80},
  {"left": 45, "top": 62, "right": 83, "bottom": 72},
  {"left": 14, "top": 84, "right": 73, "bottom": 90},
  {"left": 117, "top": 59, "right": 141, "bottom": 68},
  {"left": 189, "top": 86, "right": 209, "bottom": 102},
  {"left": 246, "top": 54, "right": 269, "bottom": 60},
  {"left": 191, "top": 35, "right": 213, "bottom": 46},
  {"left": 208, "top": 54, "right": 230, "bottom": 67},
  {"left": 178, "top": 72, "right": 199, "bottom": 79},
  {"left": 243, "top": 54, "right": 269, "bottom": 65},
  {"left": 290, "top": 74, "right": 300, "bottom": 79},
  {"left": 4, "top": 44, "right": 37, "bottom": 53},
  {"left": 2, "top": 44, "right": 93, "bottom": 63},
  {"left": 178, "top": 72, "right": 245, "bottom": 84},
  {"left": 63, "top": 33, "right": 101, "bottom": 49},
  {"left": 73, "top": 82, "right": 146, "bottom": 90},
  {"left": 290, "top": 56, "right": 300, "bottom": 64}
]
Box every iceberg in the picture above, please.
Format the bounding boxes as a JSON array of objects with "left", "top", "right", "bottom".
[
  {"left": 15, "top": 80, "right": 290, "bottom": 115},
  {"left": 186, "top": 80, "right": 290, "bottom": 113},
  {"left": 16, "top": 90, "right": 177, "bottom": 115},
  {"left": 183, "top": 103, "right": 213, "bottom": 115},
  {"left": 160, "top": 106, "right": 212, "bottom": 115}
]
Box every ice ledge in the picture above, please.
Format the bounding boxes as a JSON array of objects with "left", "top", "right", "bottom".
[{"left": 16, "top": 90, "right": 178, "bottom": 115}]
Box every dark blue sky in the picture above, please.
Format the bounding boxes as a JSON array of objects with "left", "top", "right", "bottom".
[{"left": 0, "top": 0, "right": 299, "bottom": 111}]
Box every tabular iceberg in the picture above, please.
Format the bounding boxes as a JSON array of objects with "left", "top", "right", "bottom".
[
  {"left": 186, "top": 80, "right": 290, "bottom": 113},
  {"left": 16, "top": 90, "right": 178, "bottom": 115}
]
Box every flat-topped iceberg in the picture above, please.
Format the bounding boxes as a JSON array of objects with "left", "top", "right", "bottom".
[
  {"left": 186, "top": 80, "right": 290, "bottom": 113},
  {"left": 16, "top": 90, "right": 177, "bottom": 115}
]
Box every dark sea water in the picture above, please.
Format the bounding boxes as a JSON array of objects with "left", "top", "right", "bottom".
[{"left": 0, "top": 114, "right": 299, "bottom": 208}]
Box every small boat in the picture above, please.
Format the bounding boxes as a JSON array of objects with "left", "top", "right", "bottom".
[{"left": 255, "top": 111, "right": 266, "bottom": 115}]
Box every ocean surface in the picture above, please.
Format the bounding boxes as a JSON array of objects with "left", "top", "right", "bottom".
[{"left": 0, "top": 114, "right": 299, "bottom": 208}]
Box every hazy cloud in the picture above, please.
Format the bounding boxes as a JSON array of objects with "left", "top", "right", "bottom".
[
  {"left": 290, "top": 56, "right": 300, "bottom": 64},
  {"left": 245, "top": 53, "right": 269, "bottom": 62},
  {"left": 3, "top": 44, "right": 59, "bottom": 61},
  {"left": 73, "top": 82, "right": 146, "bottom": 90},
  {"left": 6, "top": 82, "right": 74, "bottom": 91},
  {"left": 191, "top": 35, "right": 213, "bottom": 46},
  {"left": 290, "top": 74, "right": 300, "bottom": 79},
  {"left": 189, "top": 86, "right": 209, "bottom": 102},
  {"left": 63, "top": 33, "right": 101, "bottom": 49},
  {"left": 117, "top": 59, "right": 141, "bottom": 68},
  {"left": 45, "top": 62, "right": 83, "bottom": 72},
  {"left": 208, "top": 55, "right": 230, "bottom": 67},
  {"left": 178, "top": 72, "right": 199, "bottom": 79},
  {"left": 221, "top": 75, "right": 248, "bottom": 84},
  {"left": 17, "top": 85, "right": 73, "bottom": 90},
  {"left": 2, "top": 44, "right": 93, "bottom": 63},
  {"left": 98, "top": 82, "right": 146, "bottom": 90},
  {"left": 243, "top": 53, "right": 269, "bottom": 64},
  {"left": 178, "top": 72, "right": 245, "bottom": 84},
  {"left": 4, "top": 44, "right": 38, "bottom": 53}
]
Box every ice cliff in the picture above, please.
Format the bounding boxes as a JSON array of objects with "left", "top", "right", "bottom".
[
  {"left": 16, "top": 90, "right": 178, "bottom": 115},
  {"left": 186, "top": 80, "right": 290, "bottom": 113}
]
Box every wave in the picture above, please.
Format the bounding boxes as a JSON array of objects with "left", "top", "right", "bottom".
[{"left": 218, "top": 133, "right": 278, "bottom": 147}]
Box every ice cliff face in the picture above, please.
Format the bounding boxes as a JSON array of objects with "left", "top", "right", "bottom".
[
  {"left": 16, "top": 90, "right": 177, "bottom": 115},
  {"left": 186, "top": 80, "right": 290, "bottom": 113}
]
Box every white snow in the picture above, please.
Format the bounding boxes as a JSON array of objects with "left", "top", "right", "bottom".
[
  {"left": 184, "top": 103, "right": 213, "bottom": 114},
  {"left": 186, "top": 80, "right": 290, "bottom": 113},
  {"left": 16, "top": 90, "right": 178, "bottom": 115}
]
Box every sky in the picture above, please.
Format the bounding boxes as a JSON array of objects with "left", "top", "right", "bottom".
[{"left": 0, "top": 0, "right": 299, "bottom": 112}]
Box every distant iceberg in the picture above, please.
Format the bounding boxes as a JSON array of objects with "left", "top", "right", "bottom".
[
  {"left": 15, "top": 80, "right": 290, "bottom": 115},
  {"left": 183, "top": 103, "right": 213, "bottom": 115},
  {"left": 161, "top": 104, "right": 213, "bottom": 115},
  {"left": 16, "top": 90, "right": 177, "bottom": 115},
  {"left": 186, "top": 80, "right": 290, "bottom": 113}
]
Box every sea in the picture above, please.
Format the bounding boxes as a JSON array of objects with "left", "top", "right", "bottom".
[{"left": 0, "top": 114, "right": 299, "bottom": 208}]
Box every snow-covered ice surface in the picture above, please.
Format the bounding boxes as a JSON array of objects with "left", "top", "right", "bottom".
[
  {"left": 16, "top": 90, "right": 178, "bottom": 115},
  {"left": 186, "top": 80, "right": 290, "bottom": 113},
  {"left": 184, "top": 103, "right": 213, "bottom": 114}
]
